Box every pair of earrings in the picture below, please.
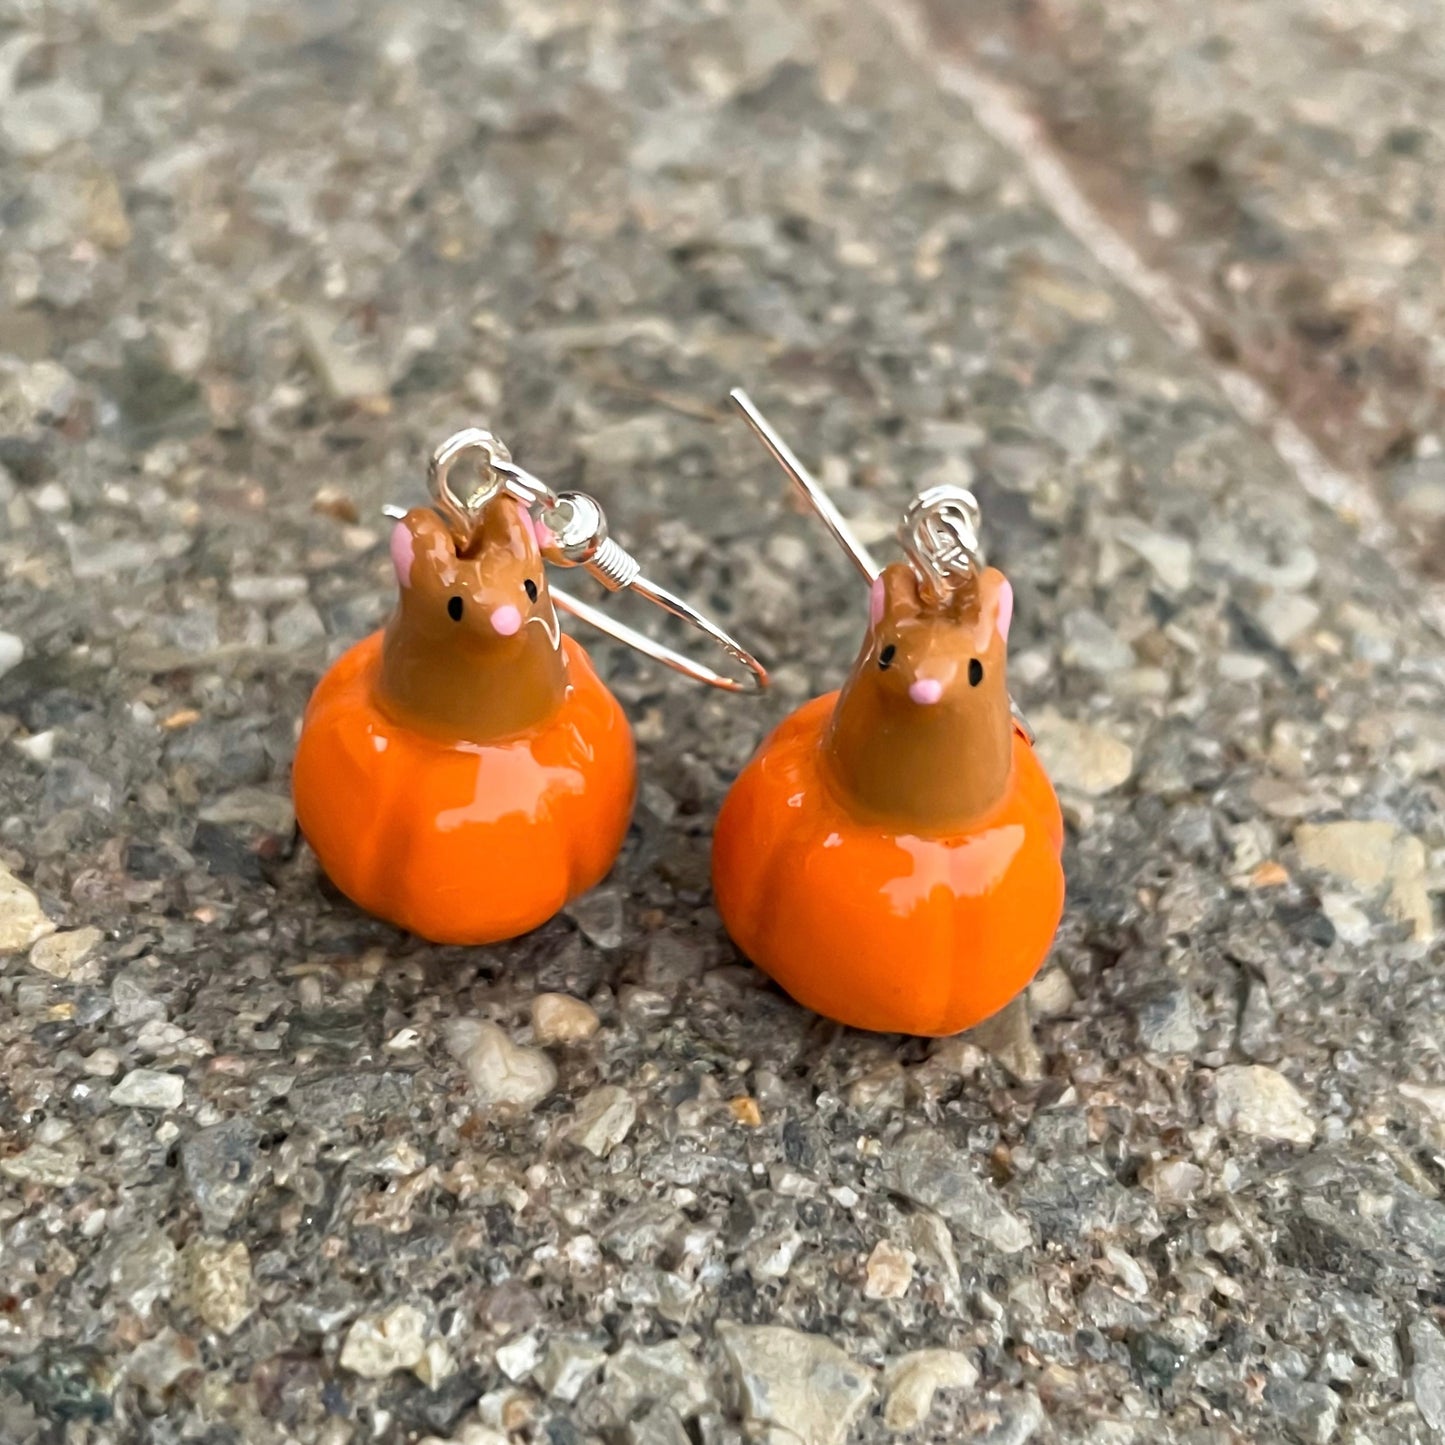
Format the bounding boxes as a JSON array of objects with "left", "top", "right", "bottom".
[{"left": 292, "top": 391, "right": 1065, "bottom": 1037}]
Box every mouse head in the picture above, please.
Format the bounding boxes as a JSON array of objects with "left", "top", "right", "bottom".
[
  {"left": 856, "top": 560, "right": 1013, "bottom": 716},
  {"left": 388, "top": 499, "right": 558, "bottom": 655},
  {"left": 825, "top": 560, "right": 1016, "bottom": 827}
]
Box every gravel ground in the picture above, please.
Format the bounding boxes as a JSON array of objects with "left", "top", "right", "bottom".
[
  {"left": 1, "top": 1, "right": 1444, "bottom": 1443},
  {"left": 913, "top": 0, "right": 1445, "bottom": 569}
]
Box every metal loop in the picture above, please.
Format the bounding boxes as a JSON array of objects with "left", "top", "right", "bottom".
[
  {"left": 899, "top": 485, "right": 985, "bottom": 604},
  {"left": 550, "top": 580, "right": 767, "bottom": 694},
  {"left": 428, "top": 428, "right": 512, "bottom": 548},
  {"left": 409, "top": 429, "right": 768, "bottom": 694}
]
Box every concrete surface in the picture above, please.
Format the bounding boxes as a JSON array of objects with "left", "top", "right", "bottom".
[{"left": 0, "top": 1, "right": 1443, "bottom": 1442}]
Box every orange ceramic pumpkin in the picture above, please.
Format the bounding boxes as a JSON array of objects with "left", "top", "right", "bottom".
[
  {"left": 293, "top": 499, "right": 636, "bottom": 944},
  {"left": 712, "top": 562, "right": 1063, "bottom": 1036}
]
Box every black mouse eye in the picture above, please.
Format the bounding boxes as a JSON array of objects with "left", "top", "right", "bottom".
[
  {"left": 447, "top": 596, "right": 464, "bottom": 622},
  {"left": 878, "top": 644, "right": 896, "bottom": 670},
  {"left": 968, "top": 658, "right": 984, "bottom": 686},
  {"left": 523, "top": 578, "right": 538, "bottom": 603}
]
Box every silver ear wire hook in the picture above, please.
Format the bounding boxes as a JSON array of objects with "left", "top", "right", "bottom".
[
  {"left": 729, "top": 388, "right": 1033, "bottom": 741},
  {"left": 729, "top": 388, "right": 880, "bottom": 584},
  {"left": 391, "top": 430, "right": 769, "bottom": 694}
]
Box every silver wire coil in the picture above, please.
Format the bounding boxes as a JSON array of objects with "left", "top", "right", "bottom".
[{"left": 585, "top": 537, "right": 642, "bottom": 592}]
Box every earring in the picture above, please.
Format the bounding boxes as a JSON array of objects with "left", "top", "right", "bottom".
[
  {"left": 712, "top": 391, "right": 1064, "bottom": 1037},
  {"left": 293, "top": 426, "right": 768, "bottom": 946}
]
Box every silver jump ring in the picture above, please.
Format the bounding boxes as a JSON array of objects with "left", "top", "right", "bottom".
[
  {"left": 428, "top": 428, "right": 511, "bottom": 548},
  {"left": 899, "top": 485, "right": 985, "bottom": 604},
  {"left": 407, "top": 430, "right": 768, "bottom": 694}
]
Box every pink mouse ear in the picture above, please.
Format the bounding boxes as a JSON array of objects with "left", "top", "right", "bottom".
[
  {"left": 869, "top": 577, "right": 885, "bottom": 627},
  {"left": 994, "top": 575, "right": 1014, "bottom": 644},
  {"left": 390, "top": 520, "right": 416, "bottom": 590}
]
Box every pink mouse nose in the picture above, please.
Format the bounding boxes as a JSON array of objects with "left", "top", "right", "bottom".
[
  {"left": 909, "top": 678, "right": 944, "bottom": 706},
  {"left": 490, "top": 605, "right": 522, "bottom": 637}
]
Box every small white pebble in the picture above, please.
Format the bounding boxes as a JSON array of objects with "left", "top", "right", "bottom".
[
  {"left": 13, "top": 729, "right": 53, "bottom": 763},
  {"left": 530, "top": 993, "right": 599, "bottom": 1045},
  {"left": 110, "top": 1069, "right": 184, "bottom": 1110}
]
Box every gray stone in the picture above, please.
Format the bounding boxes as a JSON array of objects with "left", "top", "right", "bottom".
[
  {"left": 0, "top": 862, "right": 54, "bottom": 952},
  {"left": 568, "top": 1085, "right": 638, "bottom": 1158},
  {"left": 1293, "top": 1152, "right": 1445, "bottom": 1275},
  {"left": 198, "top": 788, "right": 295, "bottom": 835},
  {"left": 1392, "top": 457, "right": 1445, "bottom": 525},
  {"left": 1016, "top": 1156, "right": 1158, "bottom": 1245},
  {"left": 1214, "top": 1066, "right": 1316, "bottom": 1146},
  {"left": 625, "top": 1402, "right": 691, "bottom": 1445},
  {"left": 1253, "top": 593, "right": 1320, "bottom": 649},
  {"left": 1238, "top": 977, "right": 1281, "bottom": 1060},
  {"left": 182, "top": 1119, "right": 264, "bottom": 1232},
  {"left": 444, "top": 1019, "right": 557, "bottom": 1113},
  {"left": 603, "top": 1339, "right": 712, "bottom": 1422},
  {"left": 1263, "top": 1379, "right": 1341, "bottom": 1445},
  {"left": 1, "top": 83, "right": 101, "bottom": 157},
  {"left": 294, "top": 306, "right": 388, "bottom": 402},
  {"left": 883, "top": 1349, "right": 978, "bottom": 1431},
  {"left": 968, "top": 995, "right": 1044, "bottom": 1081},
  {"left": 340, "top": 1304, "right": 429, "bottom": 1378},
  {"left": 270, "top": 599, "right": 326, "bottom": 649},
  {"left": 907, "top": 1211, "right": 962, "bottom": 1300},
  {"left": 229, "top": 574, "right": 308, "bottom": 605},
  {"left": 1409, "top": 1317, "right": 1445, "bottom": 1433},
  {"left": 1028, "top": 384, "right": 1113, "bottom": 458},
  {"left": 1139, "top": 1158, "right": 1204, "bottom": 1205},
  {"left": 718, "top": 1324, "right": 875, "bottom": 1445},
  {"left": 110, "top": 1069, "right": 184, "bottom": 1110},
  {"left": 288, "top": 1069, "right": 416, "bottom": 1121},
  {"left": 494, "top": 1332, "right": 543, "bottom": 1382},
  {"left": 28, "top": 926, "right": 103, "bottom": 980},
  {"left": 1329, "top": 1293, "right": 1399, "bottom": 1376},
  {"left": 1114, "top": 519, "right": 1194, "bottom": 592},
  {"left": 183, "top": 1240, "right": 253, "bottom": 1336},
  {"left": 880, "top": 1129, "right": 1031, "bottom": 1253},
  {"left": 566, "top": 887, "right": 626, "bottom": 949},
  {"left": 976, "top": 1390, "right": 1045, "bottom": 1445},
  {"left": 0, "top": 631, "right": 22, "bottom": 680},
  {"left": 1132, "top": 984, "right": 1200, "bottom": 1054},
  {"left": 1, "top": 1140, "right": 81, "bottom": 1187},
  {"left": 126, "top": 1329, "right": 201, "bottom": 1400},
  {"left": 1030, "top": 711, "right": 1135, "bottom": 795},
  {"left": 109, "top": 1229, "right": 178, "bottom": 1318},
  {"left": 534, "top": 1335, "right": 607, "bottom": 1402},
  {"left": 642, "top": 932, "right": 708, "bottom": 988},
  {"left": 1061, "top": 609, "right": 1135, "bottom": 674}
]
